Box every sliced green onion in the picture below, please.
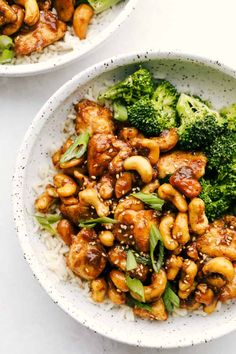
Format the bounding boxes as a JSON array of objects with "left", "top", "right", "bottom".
[
  {"left": 132, "top": 192, "right": 165, "bottom": 211},
  {"left": 150, "top": 224, "right": 164, "bottom": 273},
  {"left": 60, "top": 132, "right": 90, "bottom": 164},
  {"left": 0, "top": 35, "right": 13, "bottom": 50},
  {"left": 163, "top": 283, "right": 180, "bottom": 313},
  {"left": 45, "top": 214, "right": 62, "bottom": 223},
  {"left": 0, "top": 49, "right": 14, "bottom": 64},
  {"left": 126, "top": 296, "right": 151, "bottom": 311},
  {"left": 35, "top": 214, "right": 62, "bottom": 235},
  {"left": 88, "top": 0, "right": 123, "bottom": 14},
  {"left": 126, "top": 250, "right": 138, "bottom": 271},
  {"left": 131, "top": 250, "right": 151, "bottom": 266},
  {"left": 79, "top": 217, "right": 118, "bottom": 228},
  {"left": 113, "top": 100, "right": 128, "bottom": 121},
  {"left": 126, "top": 275, "right": 145, "bottom": 302}
]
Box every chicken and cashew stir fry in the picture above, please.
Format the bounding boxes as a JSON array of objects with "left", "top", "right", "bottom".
[
  {"left": 0, "top": 0, "right": 123, "bottom": 63},
  {"left": 34, "top": 68, "right": 236, "bottom": 321}
]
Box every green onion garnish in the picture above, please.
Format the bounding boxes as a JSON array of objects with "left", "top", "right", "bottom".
[
  {"left": 35, "top": 214, "right": 62, "bottom": 235},
  {"left": 79, "top": 217, "right": 118, "bottom": 228},
  {"left": 132, "top": 192, "right": 165, "bottom": 211},
  {"left": 126, "top": 296, "right": 151, "bottom": 311},
  {"left": 113, "top": 100, "right": 128, "bottom": 121},
  {"left": 150, "top": 224, "right": 164, "bottom": 273},
  {"left": 163, "top": 283, "right": 180, "bottom": 313},
  {"left": 126, "top": 250, "right": 138, "bottom": 271},
  {"left": 126, "top": 275, "right": 145, "bottom": 303},
  {"left": 60, "top": 132, "right": 90, "bottom": 164}
]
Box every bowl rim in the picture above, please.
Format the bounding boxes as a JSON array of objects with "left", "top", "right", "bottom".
[
  {"left": 12, "top": 50, "right": 236, "bottom": 348},
  {"left": 0, "top": 0, "right": 138, "bottom": 77}
]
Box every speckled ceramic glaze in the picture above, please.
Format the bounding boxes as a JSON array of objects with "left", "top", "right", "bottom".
[
  {"left": 13, "top": 52, "right": 236, "bottom": 348},
  {"left": 0, "top": 0, "right": 137, "bottom": 77}
]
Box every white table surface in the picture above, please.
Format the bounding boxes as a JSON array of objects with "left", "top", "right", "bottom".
[{"left": 1, "top": 0, "right": 236, "bottom": 353}]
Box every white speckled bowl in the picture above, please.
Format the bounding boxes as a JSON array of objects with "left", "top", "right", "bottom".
[
  {"left": 13, "top": 52, "right": 236, "bottom": 348},
  {"left": 0, "top": 0, "right": 137, "bottom": 77}
]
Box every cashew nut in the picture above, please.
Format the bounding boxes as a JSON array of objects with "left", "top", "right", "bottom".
[
  {"left": 35, "top": 190, "right": 54, "bottom": 213},
  {"left": 186, "top": 242, "right": 198, "bottom": 261},
  {"left": 133, "top": 299, "right": 168, "bottom": 321},
  {"left": 91, "top": 278, "right": 107, "bottom": 303},
  {"left": 99, "top": 230, "right": 114, "bottom": 247},
  {"left": 131, "top": 270, "right": 167, "bottom": 303},
  {"left": 207, "top": 275, "right": 226, "bottom": 289},
  {"left": 158, "top": 183, "right": 188, "bottom": 212},
  {"left": 141, "top": 179, "right": 160, "bottom": 193},
  {"left": 73, "top": 4, "right": 94, "bottom": 40},
  {"left": 132, "top": 138, "right": 160, "bottom": 165},
  {"left": 202, "top": 257, "right": 234, "bottom": 283},
  {"left": 195, "top": 283, "right": 215, "bottom": 306},
  {"left": 2, "top": 5, "right": 24, "bottom": 35},
  {"left": 152, "top": 128, "right": 179, "bottom": 152},
  {"left": 123, "top": 156, "right": 153, "bottom": 184},
  {"left": 114, "top": 196, "right": 144, "bottom": 220},
  {"left": 53, "top": 173, "right": 77, "bottom": 197},
  {"left": 0, "top": 0, "right": 17, "bottom": 25},
  {"left": 107, "top": 280, "right": 126, "bottom": 305},
  {"left": 115, "top": 172, "right": 133, "bottom": 199},
  {"left": 189, "top": 198, "right": 208, "bottom": 235},
  {"left": 165, "top": 255, "right": 183, "bottom": 280},
  {"left": 57, "top": 219, "right": 74, "bottom": 245},
  {"left": 98, "top": 174, "right": 114, "bottom": 200},
  {"left": 219, "top": 265, "right": 236, "bottom": 302},
  {"left": 14, "top": 0, "right": 39, "bottom": 26},
  {"left": 61, "top": 196, "right": 78, "bottom": 206},
  {"left": 159, "top": 214, "right": 178, "bottom": 251},
  {"left": 178, "top": 259, "right": 198, "bottom": 299},
  {"left": 172, "top": 212, "right": 190, "bottom": 245},
  {"left": 110, "top": 270, "right": 129, "bottom": 292},
  {"left": 203, "top": 298, "right": 218, "bottom": 314},
  {"left": 79, "top": 188, "right": 109, "bottom": 217},
  {"left": 54, "top": 0, "right": 74, "bottom": 22}
]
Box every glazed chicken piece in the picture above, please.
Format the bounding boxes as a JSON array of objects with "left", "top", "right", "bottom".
[
  {"left": 14, "top": 11, "right": 67, "bottom": 56},
  {"left": 169, "top": 166, "right": 202, "bottom": 198},
  {"left": 97, "top": 174, "right": 115, "bottom": 200},
  {"left": 75, "top": 100, "right": 115, "bottom": 136},
  {"left": 197, "top": 216, "right": 236, "bottom": 261},
  {"left": 157, "top": 151, "right": 207, "bottom": 179},
  {"left": 67, "top": 228, "right": 107, "bottom": 280},
  {"left": 113, "top": 209, "right": 159, "bottom": 253},
  {"left": 87, "top": 133, "right": 132, "bottom": 177},
  {"left": 60, "top": 201, "right": 96, "bottom": 224}
]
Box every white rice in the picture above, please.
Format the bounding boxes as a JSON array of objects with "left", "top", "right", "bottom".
[{"left": 11, "top": 8, "right": 112, "bottom": 65}]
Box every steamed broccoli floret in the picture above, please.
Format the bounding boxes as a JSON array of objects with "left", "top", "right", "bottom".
[
  {"left": 152, "top": 80, "right": 179, "bottom": 128},
  {"left": 127, "top": 96, "right": 159, "bottom": 136},
  {"left": 127, "top": 80, "right": 178, "bottom": 136},
  {"left": 200, "top": 179, "right": 232, "bottom": 222},
  {"left": 220, "top": 103, "right": 236, "bottom": 132},
  {"left": 98, "top": 67, "right": 154, "bottom": 104},
  {"left": 177, "top": 94, "right": 226, "bottom": 150},
  {"left": 206, "top": 131, "right": 236, "bottom": 174},
  {"left": 87, "top": 0, "right": 123, "bottom": 13},
  {"left": 200, "top": 130, "right": 236, "bottom": 221}
]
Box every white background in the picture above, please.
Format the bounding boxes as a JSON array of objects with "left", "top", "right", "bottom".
[{"left": 1, "top": 0, "right": 236, "bottom": 353}]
